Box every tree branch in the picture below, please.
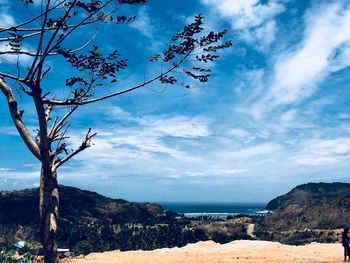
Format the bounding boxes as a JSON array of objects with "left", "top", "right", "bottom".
[
  {"left": 0, "top": 0, "right": 66, "bottom": 33},
  {"left": 0, "top": 72, "right": 24, "bottom": 82},
  {"left": 27, "top": 0, "right": 53, "bottom": 82},
  {"left": 44, "top": 53, "right": 190, "bottom": 106},
  {"left": 53, "top": 128, "right": 96, "bottom": 170},
  {"left": 48, "top": 105, "right": 77, "bottom": 140},
  {"left": 0, "top": 78, "right": 41, "bottom": 160}
]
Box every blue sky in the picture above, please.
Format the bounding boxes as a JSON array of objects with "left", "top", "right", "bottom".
[{"left": 1, "top": 0, "right": 350, "bottom": 202}]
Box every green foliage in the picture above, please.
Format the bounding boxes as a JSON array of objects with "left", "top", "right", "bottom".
[
  {"left": 56, "top": 219, "right": 251, "bottom": 255},
  {"left": 159, "top": 14, "right": 232, "bottom": 88},
  {"left": 0, "top": 245, "right": 35, "bottom": 263},
  {"left": 0, "top": 186, "right": 253, "bottom": 256}
]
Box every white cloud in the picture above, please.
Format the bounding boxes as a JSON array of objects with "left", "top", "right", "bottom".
[
  {"left": 292, "top": 138, "right": 350, "bottom": 165},
  {"left": 108, "top": 107, "right": 210, "bottom": 138},
  {"left": 128, "top": 7, "right": 163, "bottom": 51},
  {"left": 0, "top": 43, "right": 33, "bottom": 65},
  {"left": 337, "top": 113, "right": 350, "bottom": 120},
  {"left": 59, "top": 109, "right": 259, "bottom": 184},
  {"left": 243, "top": 2, "right": 350, "bottom": 120},
  {"left": 130, "top": 7, "right": 154, "bottom": 39},
  {"left": 0, "top": 126, "right": 19, "bottom": 135},
  {"left": 0, "top": 13, "right": 14, "bottom": 27},
  {"left": 279, "top": 109, "right": 297, "bottom": 123},
  {"left": 201, "top": 0, "right": 285, "bottom": 49},
  {"left": 252, "top": 20, "right": 277, "bottom": 48},
  {"left": 225, "top": 128, "right": 256, "bottom": 144},
  {"left": 0, "top": 167, "right": 39, "bottom": 180},
  {"left": 66, "top": 112, "right": 210, "bottom": 168},
  {"left": 0, "top": 168, "right": 14, "bottom": 172},
  {"left": 267, "top": 2, "right": 350, "bottom": 107},
  {"left": 220, "top": 142, "right": 280, "bottom": 159},
  {"left": 138, "top": 116, "right": 210, "bottom": 138},
  {"left": 202, "top": 0, "right": 283, "bottom": 29}
]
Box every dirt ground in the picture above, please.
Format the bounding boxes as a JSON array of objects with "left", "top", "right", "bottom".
[{"left": 61, "top": 240, "right": 344, "bottom": 263}]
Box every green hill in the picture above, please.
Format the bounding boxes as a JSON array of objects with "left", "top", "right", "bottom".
[
  {"left": 0, "top": 185, "right": 169, "bottom": 227},
  {"left": 0, "top": 185, "right": 248, "bottom": 254}
]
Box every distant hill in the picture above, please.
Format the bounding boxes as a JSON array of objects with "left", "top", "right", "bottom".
[
  {"left": 254, "top": 182, "right": 350, "bottom": 244},
  {"left": 266, "top": 182, "right": 350, "bottom": 210},
  {"left": 0, "top": 185, "right": 249, "bottom": 254},
  {"left": 262, "top": 182, "right": 350, "bottom": 230},
  {"left": 0, "top": 185, "right": 173, "bottom": 227},
  {"left": 2, "top": 182, "right": 347, "bottom": 250}
]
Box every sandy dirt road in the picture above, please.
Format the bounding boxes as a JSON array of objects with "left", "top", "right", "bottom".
[{"left": 61, "top": 240, "right": 344, "bottom": 263}]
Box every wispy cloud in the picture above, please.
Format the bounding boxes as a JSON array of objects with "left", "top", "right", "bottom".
[
  {"left": 249, "top": 2, "right": 350, "bottom": 117},
  {"left": 201, "top": 0, "right": 285, "bottom": 49},
  {"left": 68, "top": 110, "right": 210, "bottom": 163},
  {"left": 129, "top": 7, "right": 162, "bottom": 51},
  {"left": 0, "top": 43, "right": 33, "bottom": 65},
  {"left": 0, "top": 167, "right": 39, "bottom": 180},
  {"left": 0, "top": 13, "right": 14, "bottom": 27},
  {"left": 2, "top": 1, "right": 350, "bottom": 201},
  {"left": 108, "top": 106, "right": 210, "bottom": 138},
  {"left": 292, "top": 138, "right": 350, "bottom": 165},
  {"left": 219, "top": 142, "right": 280, "bottom": 159},
  {"left": 61, "top": 108, "right": 251, "bottom": 184},
  {"left": 130, "top": 7, "right": 155, "bottom": 39},
  {"left": 61, "top": 100, "right": 350, "bottom": 189}
]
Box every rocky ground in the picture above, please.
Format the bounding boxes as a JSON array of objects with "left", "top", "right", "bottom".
[{"left": 61, "top": 240, "right": 343, "bottom": 263}]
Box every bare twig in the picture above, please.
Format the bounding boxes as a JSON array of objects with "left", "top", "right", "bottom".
[
  {"left": 0, "top": 0, "right": 65, "bottom": 33},
  {"left": 49, "top": 105, "right": 78, "bottom": 140},
  {"left": 53, "top": 128, "right": 97, "bottom": 170}
]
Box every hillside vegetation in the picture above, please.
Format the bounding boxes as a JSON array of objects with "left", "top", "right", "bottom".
[
  {"left": 0, "top": 185, "right": 166, "bottom": 226},
  {"left": 255, "top": 182, "right": 350, "bottom": 244},
  {"left": 1, "top": 182, "right": 348, "bottom": 257},
  {"left": 266, "top": 182, "right": 350, "bottom": 210},
  {"left": 0, "top": 185, "right": 249, "bottom": 256}
]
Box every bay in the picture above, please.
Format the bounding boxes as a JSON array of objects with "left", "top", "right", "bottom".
[{"left": 158, "top": 202, "right": 269, "bottom": 219}]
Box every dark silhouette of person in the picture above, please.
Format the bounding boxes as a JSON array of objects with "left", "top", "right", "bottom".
[{"left": 342, "top": 226, "right": 350, "bottom": 261}]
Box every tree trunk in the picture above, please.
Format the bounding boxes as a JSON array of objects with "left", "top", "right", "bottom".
[{"left": 39, "top": 163, "right": 59, "bottom": 263}]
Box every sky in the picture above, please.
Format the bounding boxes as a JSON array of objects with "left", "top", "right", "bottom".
[{"left": 1, "top": 0, "right": 350, "bottom": 202}]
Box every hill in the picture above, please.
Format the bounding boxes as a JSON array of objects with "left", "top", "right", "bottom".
[
  {"left": 262, "top": 182, "right": 350, "bottom": 230},
  {"left": 0, "top": 185, "right": 187, "bottom": 254},
  {"left": 0, "top": 185, "right": 249, "bottom": 255},
  {"left": 1, "top": 182, "right": 347, "bottom": 254},
  {"left": 0, "top": 185, "right": 170, "bottom": 227},
  {"left": 266, "top": 182, "right": 350, "bottom": 210},
  {"left": 254, "top": 182, "right": 349, "bottom": 244}
]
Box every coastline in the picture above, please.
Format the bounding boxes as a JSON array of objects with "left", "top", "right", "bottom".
[{"left": 158, "top": 202, "right": 268, "bottom": 219}]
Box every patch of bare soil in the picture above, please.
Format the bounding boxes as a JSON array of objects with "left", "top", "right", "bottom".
[{"left": 61, "top": 240, "right": 343, "bottom": 263}]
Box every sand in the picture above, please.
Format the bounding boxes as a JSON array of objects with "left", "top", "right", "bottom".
[{"left": 61, "top": 240, "right": 344, "bottom": 263}]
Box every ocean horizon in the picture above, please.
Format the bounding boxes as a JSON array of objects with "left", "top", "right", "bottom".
[{"left": 158, "top": 202, "right": 268, "bottom": 219}]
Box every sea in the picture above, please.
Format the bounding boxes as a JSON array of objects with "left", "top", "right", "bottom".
[{"left": 158, "top": 202, "right": 269, "bottom": 219}]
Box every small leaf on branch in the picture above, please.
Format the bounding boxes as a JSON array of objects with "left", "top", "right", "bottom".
[
  {"left": 159, "top": 75, "right": 177, "bottom": 84},
  {"left": 149, "top": 54, "right": 161, "bottom": 62}
]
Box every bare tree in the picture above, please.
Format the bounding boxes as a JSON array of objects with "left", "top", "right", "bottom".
[{"left": 0, "top": 0, "right": 231, "bottom": 262}]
